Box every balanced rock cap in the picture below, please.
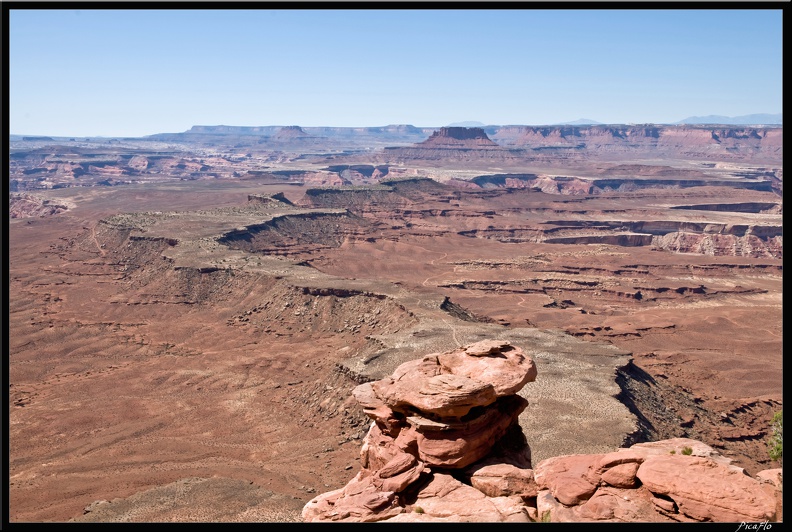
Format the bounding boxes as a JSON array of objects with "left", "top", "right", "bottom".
[{"left": 355, "top": 340, "right": 537, "bottom": 419}]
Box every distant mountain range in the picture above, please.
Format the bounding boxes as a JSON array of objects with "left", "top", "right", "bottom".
[
  {"left": 676, "top": 113, "right": 782, "bottom": 125},
  {"left": 449, "top": 119, "right": 607, "bottom": 127},
  {"left": 446, "top": 115, "right": 782, "bottom": 128},
  {"left": 556, "top": 119, "right": 604, "bottom": 125},
  {"left": 446, "top": 121, "right": 486, "bottom": 128}
]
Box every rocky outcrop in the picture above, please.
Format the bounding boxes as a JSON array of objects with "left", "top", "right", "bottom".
[
  {"left": 9, "top": 193, "right": 71, "bottom": 218},
  {"left": 653, "top": 231, "right": 783, "bottom": 259},
  {"left": 530, "top": 439, "right": 778, "bottom": 522},
  {"left": 469, "top": 462, "right": 538, "bottom": 498},
  {"left": 419, "top": 127, "right": 501, "bottom": 148},
  {"left": 490, "top": 125, "right": 782, "bottom": 163},
  {"left": 303, "top": 342, "right": 781, "bottom": 523},
  {"left": 273, "top": 125, "right": 311, "bottom": 139},
  {"left": 382, "top": 127, "right": 517, "bottom": 162},
  {"left": 353, "top": 340, "right": 536, "bottom": 469},
  {"left": 126, "top": 155, "right": 149, "bottom": 171},
  {"left": 323, "top": 164, "right": 390, "bottom": 183},
  {"left": 452, "top": 172, "right": 775, "bottom": 195},
  {"left": 303, "top": 340, "right": 537, "bottom": 522},
  {"left": 217, "top": 210, "right": 372, "bottom": 256}
]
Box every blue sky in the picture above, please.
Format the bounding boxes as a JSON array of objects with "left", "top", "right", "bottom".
[{"left": 8, "top": 8, "right": 783, "bottom": 137}]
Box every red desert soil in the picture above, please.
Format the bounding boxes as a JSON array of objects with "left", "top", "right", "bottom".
[
  {"left": 8, "top": 135, "right": 782, "bottom": 522},
  {"left": 9, "top": 185, "right": 375, "bottom": 522}
]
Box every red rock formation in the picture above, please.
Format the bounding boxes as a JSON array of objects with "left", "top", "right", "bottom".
[
  {"left": 653, "top": 231, "right": 783, "bottom": 258},
  {"left": 126, "top": 155, "right": 149, "bottom": 171},
  {"left": 303, "top": 340, "right": 537, "bottom": 521},
  {"left": 9, "top": 193, "right": 70, "bottom": 218},
  {"left": 534, "top": 454, "right": 604, "bottom": 506},
  {"left": 469, "top": 463, "right": 538, "bottom": 498},
  {"left": 534, "top": 438, "right": 778, "bottom": 522},
  {"left": 491, "top": 125, "right": 782, "bottom": 163},
  {"left": 303, "top": 342, "right": 781, "bottom": 523},
  {"left": 419, "top": 127, "right": 501, "bottom": 148},
  {"left": 300, "top": 171, "right": 348, "bottom": 187},
  {"left": 636, "top": 455, "right": 775, "bottom": 522},
  {"left": 381, "top": 127, "right": 514, "bottom": 162},
  {"left": 273, "top": 125, "right": 311, "bottom": 139},
  {"left": 354, "top": 340, "right": 536, "bottom": 468}
]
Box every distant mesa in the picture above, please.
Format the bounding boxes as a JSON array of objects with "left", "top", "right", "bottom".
[
  {"left": 188, "top": 125, "right": 271, "bottom": 134},
  {"left": 273, "top": 125, "right": 312, "bottom": 139},
  {"left": 419, "top": 127, "right": 501, "bottom": 148},
  {"left": 381, "top": 124, "right": 425, "bottom": 135},
  {"left": 378, "top": 127, "right": 517, "bottom": 167}
]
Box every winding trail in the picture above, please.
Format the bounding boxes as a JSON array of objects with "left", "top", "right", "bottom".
[
  {"left": 422, "top": 260, "right": 449, "bottom": 287},
  {"left": 439, "top": 316, "right": 462, "bottom": 348},
  {"left": 410, "top": 244, "right": 449, "bottom": 287},
  {"left": 90, "top": 224, "right": 106, "bottom": 257}
]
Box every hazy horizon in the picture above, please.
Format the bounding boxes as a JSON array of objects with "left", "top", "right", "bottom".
[
  {"left": 10, "top": 114, "right": 785, "bottom": 139},
  {"left": 9, "top": 8, "right": 783, "bottom": 137}
]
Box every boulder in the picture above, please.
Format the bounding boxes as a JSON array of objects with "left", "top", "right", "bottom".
[
  {"left": 385, "top": 473, "right": 529, "bottom": 522},
  {"left": 469, "top": 463, "right": 538, "bottom": 498},
  {"left": 366, "top": 340, "right": 536, "bottom": 418},
  {"left": 534, "top": 454, "right": 604, "bottom": 506},
  {"left": 305, "top": 341, "right": 537, "bottom": 522},
  {"left": 575, "top": 486, "right": 684, "bottom": 522},
  {"left": 355, "top": 342, "right": 535, "bottom": 470},
  {"left": 625, "top": 438, "right": 738, "bottom": 469},
  {"left": 600, "top": 462, "right": 640, "bottom": 489},
  {"left": 373, "top": 372, "right": 498, "bottom": 418},
  {"left": 636, "top": 455, "right": 776, "bottom": 522},
  {"left": 755, "top": 468, "right": 783, "bottom": 489},
  {"left": 437, "top": 340, "right": 538, "bottom": 396},
  {"left": 302, "top": 472, "right": 404, "bottom": 523}
]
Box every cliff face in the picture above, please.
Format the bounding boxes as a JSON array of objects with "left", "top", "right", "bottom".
[
  {"left": 488, "top": 125, "right": 781, "bottom": 163},
  {"left": 149, "top": 124, "right": 782, "bottom": 163},
  {"left": 381, "top": 127, "right": 515, "bottom": 162},
  {"left": 9, "top": 193, "right": 71, "bottom": 218},
  {"left": 273, "top": 125, "right": 312, "bottom": 139},
  {"left": 375, "top": 125, "right": 781, "bottom": 164},
  {"left": 419, "top": 127, "right": 501, "bottom": 148}
]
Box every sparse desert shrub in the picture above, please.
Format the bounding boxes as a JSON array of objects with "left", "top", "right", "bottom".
[
  {"left": 769, "top": 410, "right": 782, "bottom": 465},
  {"left": 540, "top": 510, "right": 552, "bottom": 522},
  {"left": 413, "top": 506, "right": 424, "bottom": 514},
  {"left": 681, "top": 446, "right": 693, "bottom": 455},
  {"left": 669, "top": 450, "right": 676, "bottom": 455}
]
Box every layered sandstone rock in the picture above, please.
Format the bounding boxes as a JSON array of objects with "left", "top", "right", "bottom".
[
  {"left": 303, "top": 343, "right": 780, "bottom": 523},
  {"left": 303, "top": 340, "right": 537, "bottom": 522},
  {"left": 273, "top": 125, "right": 311, "bottom": 139},
  {"left": 9, "top": 193, "right": 71, "bottom": 218},
  {"left": 382, "top": 127, "right": 515, "bottom": 161},
  {"left": 490, "top": 125, "right": 782, "bottom": 163},
  {"left": 534, "top": 438, "right": 778, "bottom": 523},
  {"left": 419, "top": 127, "right": 501, "bottom": 148},
  {"left": 354, "top": 339, "right": 536, "bottom": 469}
]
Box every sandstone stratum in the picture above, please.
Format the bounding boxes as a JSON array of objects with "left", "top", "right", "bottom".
[{"left": 304, "top": 341, "right": 781, "bottom": 523}]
